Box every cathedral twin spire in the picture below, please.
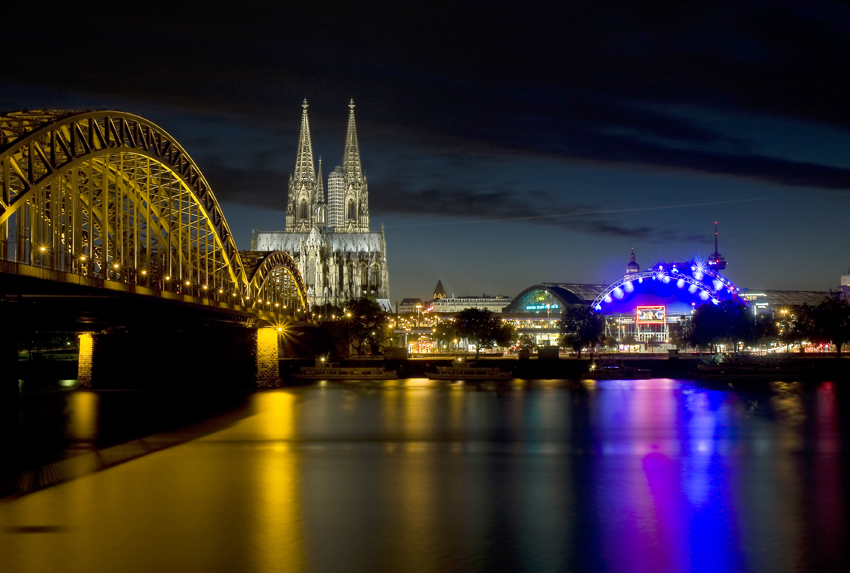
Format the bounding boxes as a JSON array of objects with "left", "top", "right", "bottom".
[
  {"left": 293, "top": 99, "right": 316, "bottom": 186},
  {"left": 343, "top": 99, "right": 363, "bottom": 183},
  {"left": 286, "top": 99, "right": 368, "bottom": 233}
]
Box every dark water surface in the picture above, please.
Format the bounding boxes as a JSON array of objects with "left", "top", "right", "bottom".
[{"left": 2, "top": 378, "right": 849, "bottom": 572}]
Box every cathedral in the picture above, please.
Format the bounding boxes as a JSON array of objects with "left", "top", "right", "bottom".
[{"left": 253, "top": 100, "right": 390, "bottom": 309}]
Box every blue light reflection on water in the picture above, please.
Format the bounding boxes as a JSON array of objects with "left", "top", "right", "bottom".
[
  {"left": 589, "top": 379, "right": 778, "bottom": 573},
  {"left": 3, "top": 378, "right": 849, "bottom": 572}
]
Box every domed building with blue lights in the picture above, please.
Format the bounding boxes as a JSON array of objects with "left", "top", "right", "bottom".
[
  {"left": 591, "top": 247, "right": 748, "bottom": 345},
  {"left": 501, "top": 245, "right": 750, "bottom": 348}
]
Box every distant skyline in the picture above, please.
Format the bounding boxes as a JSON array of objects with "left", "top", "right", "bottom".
[{"left": 3, "top": 1, "right": 850, "bottom": 301}]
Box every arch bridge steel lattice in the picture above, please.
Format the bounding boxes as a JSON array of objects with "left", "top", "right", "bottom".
[{"left": 0, "top": 110, "right": 309, "bottom": 321}]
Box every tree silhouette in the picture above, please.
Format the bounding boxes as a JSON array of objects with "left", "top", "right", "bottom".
[
  {"left": 689, "top": 300, "right": 751, "bottom": 352},
  {"left": 455, "top": 308, "right": 515, "bottom": 357},
  {"left": 810, "top": 297, "right": 850, "bottom": 355},
  {"left": 345, "top": 297, "right": 389, "bottom": 355},
  {"left": 559, "top": 305, "right": 603, "bottom": 358}
]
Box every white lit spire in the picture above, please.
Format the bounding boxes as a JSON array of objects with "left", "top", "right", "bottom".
[{"left": 294, "top": 99, "right": 316, "bottom": 185}]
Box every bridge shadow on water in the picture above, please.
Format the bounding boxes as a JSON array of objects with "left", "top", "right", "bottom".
[{"left": 0, "top": 386, "right": 254, "bottom": 499}]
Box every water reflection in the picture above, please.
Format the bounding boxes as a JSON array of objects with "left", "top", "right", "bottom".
[
  {"left": 2, "top": 379, "right": 849, "bottom": 572},
  {"left": 250, "top": 392, "right": 304, "bottom": 572},
  {"left": 67, "top": 391, "right": 99, "bottom": 442}
]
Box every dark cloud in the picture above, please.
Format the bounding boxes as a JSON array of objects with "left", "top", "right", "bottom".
[
  {"left": 363, "top": 181, "right": 709, "bottom": 243},
  {"left": 3, "top": 1, "right": 850, "bottom": 192},
  {"left": 201, "top": 155, "right": 702, "bottom": 242}
]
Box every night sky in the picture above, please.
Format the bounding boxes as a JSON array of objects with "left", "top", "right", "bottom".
[{"left": 3, "top": 1, "right": 850, "bottom": 301}]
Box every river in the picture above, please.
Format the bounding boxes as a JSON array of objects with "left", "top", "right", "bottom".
[{"left": 1, "top": 378, "right": 848, "bottom": 572}]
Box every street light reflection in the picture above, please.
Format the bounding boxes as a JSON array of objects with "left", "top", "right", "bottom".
[{"left": 251, "top": 391, "right": 304, "bottom": 570}]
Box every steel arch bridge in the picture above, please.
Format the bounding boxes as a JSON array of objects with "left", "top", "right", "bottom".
[{"left": 0, "top": 110, "right": 308, "bottom": 319}]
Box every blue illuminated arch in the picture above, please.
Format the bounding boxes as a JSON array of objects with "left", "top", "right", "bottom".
[{"left": 591, "top": 259, "right": 748, "bottom": 315}]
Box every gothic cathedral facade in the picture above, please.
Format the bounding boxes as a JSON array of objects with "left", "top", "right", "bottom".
[{"left": 253, "top": 100, "right": 390, "bottom": 309}]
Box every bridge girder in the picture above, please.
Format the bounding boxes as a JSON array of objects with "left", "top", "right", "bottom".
[{"left": 0, "top": 110, "right": 309, "bottom": 318}]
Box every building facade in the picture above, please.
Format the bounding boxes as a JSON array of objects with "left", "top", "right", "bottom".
[
  {"left": 427, "top": 295, "right": 512, "bottom": 314},
  {"left": 253, "top": 100, "right": 389, "bottom": 308}
]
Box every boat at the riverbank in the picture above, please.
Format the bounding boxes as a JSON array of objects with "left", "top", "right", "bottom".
[
  {"left": 586, "top": 362, "right": 652, "bottom": 379},
  {"left": 292, "top": 360, "right": 397, "bottom": 380},
  {"left": 696, "top": 361, "right": 812, "bottom": 380},
  {"left": 428, "top": 359, "right": 512, "bottom": 381}
]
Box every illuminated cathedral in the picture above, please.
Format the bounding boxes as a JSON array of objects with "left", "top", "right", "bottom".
[{"left": 253, "top": 100, "right": 390, "bottom": 308}]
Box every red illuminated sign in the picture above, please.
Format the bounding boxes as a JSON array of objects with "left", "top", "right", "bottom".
[{"left": 636, "top": 306, "right": 665, "bottom": 324}]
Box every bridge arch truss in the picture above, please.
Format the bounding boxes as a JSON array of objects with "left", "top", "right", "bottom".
[{"left": 0, "top": 110, "right": 308, "bottom": 317}]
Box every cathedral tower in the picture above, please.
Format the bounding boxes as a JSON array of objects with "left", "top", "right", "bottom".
[
  {"left": 341, "top": 99, "right": 369, "bottom": 232},
  {"left": 286, "top": 100, "right": 321, "bottom": 232}
]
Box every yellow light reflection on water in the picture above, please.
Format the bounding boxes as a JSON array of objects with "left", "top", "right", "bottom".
[
  {"left": 383, "top": 382, "right": 440, "bottom": 572},
  {"left": 250, "top": 391, "right": 304, "bottom": 571},
  {"left": 67, "top": 391, "right": 99, "bottom": 441}
]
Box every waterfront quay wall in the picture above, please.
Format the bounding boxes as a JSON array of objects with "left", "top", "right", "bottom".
[{"left": 281, "top": 354, "right": 850, "bottom": 382}]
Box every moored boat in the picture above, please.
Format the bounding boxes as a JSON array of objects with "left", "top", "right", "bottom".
[
  {"left": 696, "top": 361, "right": 811, "bottom": 380},
  {"left": 586, "top": 362, "right": 652, "bottom": 379},
  {"left": 428, "top": 359, "right": 512, "bottom": 381},
  {"left": 291, "top": 359, "right": 397, "bottom": 380}
]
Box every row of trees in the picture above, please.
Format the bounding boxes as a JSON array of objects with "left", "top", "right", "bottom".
[
  {"left": 299, "top": 300, "right": 517, "bottom": 358},
  {"left": 431, "top": 308, "right": 517, "bottom": 356},
  {"left": 295, "top": 298, "right": 391, "bottom": 358},
  {"left": 557, "top": 297, "right": 850, "bottom": 356},
  {"left": 306, "top": 296, "right": 850, "bottom": 359},
  {"left": 671, "top": 298, "right": 850, "bottom": 354}
]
